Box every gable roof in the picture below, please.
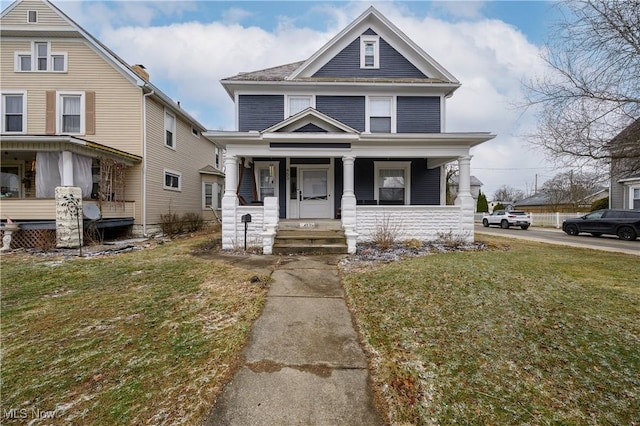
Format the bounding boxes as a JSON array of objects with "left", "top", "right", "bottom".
[
  {"left": 262, "top": 108, "right": 360, "bottom": 134},
  {"left": 1, "top": 0, "right": 207, "bottom": 132},
  {"left": 221, "top": 6, "right": 460, "bottom": 97},
  {"left": 288, "top": 6, "right": 458, "bottom": 83}
]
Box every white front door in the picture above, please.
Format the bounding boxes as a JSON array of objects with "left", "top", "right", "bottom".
[{"left": 299, "top": 167, "right": 332, "bottom": 218}]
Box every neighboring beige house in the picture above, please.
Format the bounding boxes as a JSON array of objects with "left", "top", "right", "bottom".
[{"left": 0, "top": 0, "right": 224, "bottom": 247}]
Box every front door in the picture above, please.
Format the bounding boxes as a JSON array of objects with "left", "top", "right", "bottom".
[{"left": 299, "top": 167, "right": 332, "bottom": 218}]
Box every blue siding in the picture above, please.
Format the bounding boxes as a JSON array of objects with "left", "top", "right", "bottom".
[
  {"left": 313, "top": 36, "right": 427, "bottom": 79},
  {"left": 353, "top": 158, "right": 440, "bottom": 205},
  {"left": 294, "top": 123, "right": 328, "bottom": 133},
  {"left": 238, "top": 95, "right": 284, "bottom": 131},
  {"left": 397, "top": 97, "right": 441, "bottom": 133},
  {"left": 316, "top": 96, "right": 365, "bottom": 132}
]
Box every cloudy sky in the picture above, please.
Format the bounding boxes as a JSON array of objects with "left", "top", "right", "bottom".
[{"left": 5, "top": 0, "right": 567, "bottom": 197}]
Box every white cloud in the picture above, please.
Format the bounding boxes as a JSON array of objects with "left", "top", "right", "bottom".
[{"left": 59, "top": 1, "right": 553, "bottom": 197}]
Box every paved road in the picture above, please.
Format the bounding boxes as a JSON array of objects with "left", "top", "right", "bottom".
[{"left": 475, "top": 224, "right": 640, "bottom": 256}]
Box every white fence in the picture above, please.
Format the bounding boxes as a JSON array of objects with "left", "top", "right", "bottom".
[{"left": 475, "top": 212, "right": 587, "bottom": 228}]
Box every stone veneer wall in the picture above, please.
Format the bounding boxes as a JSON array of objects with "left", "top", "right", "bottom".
[{"left": 355, "top": 206, "right": 471, "bottom": 242}]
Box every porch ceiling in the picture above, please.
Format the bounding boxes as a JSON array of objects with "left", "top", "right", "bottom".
[{"left": 0, "top": 135, "right": 141, "bottom": 166}]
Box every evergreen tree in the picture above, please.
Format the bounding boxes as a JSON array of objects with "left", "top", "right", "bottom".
[{"left": 477, "top": 191, "right": 489, "bottom": 212}]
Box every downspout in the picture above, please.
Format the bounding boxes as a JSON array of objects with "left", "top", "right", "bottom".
[{"left": 142, "top": 88, "right": 154, "bottom": 236}]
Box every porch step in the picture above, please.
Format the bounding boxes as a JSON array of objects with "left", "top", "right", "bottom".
[
  {"left": 278, "top": 219, "right": 343, "bottom": 231},
  {"left": 273, "top": 224, "right": 347, "bottom": 255}
]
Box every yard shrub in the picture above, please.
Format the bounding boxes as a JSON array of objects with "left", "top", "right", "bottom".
[
  {"left": 591, "top": 196, "right": 609, "bottom": 211},
  {"left": 182, "top": 212, "right": 204, "bottom": 232},
  {"left": 159, "top": 211, "right": 183, "bottom": 237},
  {"left": 371, "top": 216, "right": 403, "bottom": 250}
]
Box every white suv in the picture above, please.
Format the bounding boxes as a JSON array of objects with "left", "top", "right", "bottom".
[{"left": 482, "top": 210, "right": 531, "bottom": 230}]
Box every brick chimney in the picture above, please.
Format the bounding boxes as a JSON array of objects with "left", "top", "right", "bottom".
[{"left": 132, "top": 64, "right": 149, "bottom": 81}]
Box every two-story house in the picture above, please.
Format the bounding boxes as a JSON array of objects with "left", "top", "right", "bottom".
[
  {"left": 205, "top": 7, "right": 495, "bottom": 254},
  {"left": 609, "top": 118, "right": 640, "bottom": 210},
  {"left": 0, "top": 0, "right": 224, "bottom": 248}
]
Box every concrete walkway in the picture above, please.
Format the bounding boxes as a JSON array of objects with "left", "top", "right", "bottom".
[{"left": 205, "top": 255, "right": 384, "bottom": 426}]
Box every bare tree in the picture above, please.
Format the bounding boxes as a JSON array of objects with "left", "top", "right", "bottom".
[
  {"left": 541, "top": 170, "right": 605, "bottom": 210},
  {"left": 492, "top": 185, "right": 525, "bottom": 203},
  {"left": 523, "top": 0, "right": 640, "bottom": 174}
]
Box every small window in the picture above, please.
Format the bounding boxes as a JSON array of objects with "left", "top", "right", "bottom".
[
  {"left": 164, "top": 169, "right": 181, "bottom": 191},
  {"left": 633, "top": 187, "right": 640, "bottom": 210},
  {"left": 36, "top": 42, "right": 48, "bottom": 71},
  {"left": 52, "top": 55, "right": 65, "bottom": 72},
  {"left": 165, "top": 110, "right": 176, "bottom": 148},
  {"left": 27, "top": 10, "right": 37, "bottom": 23},
  {"left": 214, "top": 146, "right": 220, "bottom": 169},
  {"left": 191, "top": 126, "right": 199, "bottom": 138},
  {"left": 288, "top": 96, "right": 312, "bottom": 117},
  {"left": 2, "top": 92, "right": 26, "bottom": 133},
  {"left": 360, "top": 35, "right": 380, "bottom": 69},
  {"left": 18, "top": 54, "right": 31, "bottom": 71},
  {"left": 15, "top": 42, "right": 67, "bottom": 72},
  {"left": 368, "top": 97, "right": 392, "bottom": 133},
  {"left": 204, "top": 182, "right": 222, "bottom": 209}
]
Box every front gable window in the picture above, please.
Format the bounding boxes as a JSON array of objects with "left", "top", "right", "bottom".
[
  {"left": 27, "top": 10, "right": 37, "bottom": 23},
  {"left": 360, "top": 35, "right": 380, "bottom": 69},
  {"left": 15, "top": 41, "right": 67, "bottom": 72},
  {"left": 57, "top": 91, "right": 85, "bottom": 134}
]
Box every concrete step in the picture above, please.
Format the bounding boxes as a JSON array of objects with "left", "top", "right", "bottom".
[
  {"left": 278, "top": 219, "right": 343, "bottom": 231},
  {"left": 272, "top": 243, "right": 348, "bottom": 255},
  {"left": 273, "top": 224, "right": 347, "bottom": 255}
]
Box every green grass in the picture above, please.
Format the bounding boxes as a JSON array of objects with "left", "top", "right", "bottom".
[
  {"left": 342, "top": 236, "right": 640, "bottom": 425},
  {"left": 0, "top": 235, "right": 268, "bottom": 425}
]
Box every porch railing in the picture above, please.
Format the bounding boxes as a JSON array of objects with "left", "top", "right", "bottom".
[{"left": 0, "top": 199, "right": 136, "bottom": 221}]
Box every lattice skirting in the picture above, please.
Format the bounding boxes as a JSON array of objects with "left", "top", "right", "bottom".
[{"left": 1, "top": 229, "right": 57, "bottom": 250}]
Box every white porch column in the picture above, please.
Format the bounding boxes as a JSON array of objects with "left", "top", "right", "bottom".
[
  {"left": 222, "top": 155, "right": 239, "bottom": 250},
  {"left": 341, "top": 155, "right": 357, "bottom": 254},
  {"left": 61, "top": 151, "right": 74, "bottom": 186},
  {"left": 455, "top": 155, "right": 475, "bottom": 240}
]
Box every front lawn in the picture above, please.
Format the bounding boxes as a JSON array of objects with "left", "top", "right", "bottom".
[
  {"left": 0, "top": 235, "right": 268, "bottom": 425},
  {"left": 343, "top": 236, "right": 640, "bottom": 424}
]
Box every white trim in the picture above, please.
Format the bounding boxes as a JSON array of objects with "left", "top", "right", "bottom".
[
  {"left": 203, "top": 182, "right": 221, "bottom": 209},
  {"left": 1, "top": 90, "right": 27, "bottom": 134},
  {"left": 191, "top": 126, "right": 200, "bottom": 138},
  {"left": 164, "top": 108, "right": 177, "bottom": 150},
  {"left": 27, "top": 10, "right": 37, "bottom": 23},
  {"left": 56, "top": 91, "right": 85, "bottom": 135},
  {"left": 360, "top": 35, "right": 380, "bottom": 69},
  {"left": 629, "top": 184, "right": 640, "bottom": 210},
  {"left": 14, "top": 42, "right": 68, "bottom": 73},
  {"left": 374, "top": 161, "right": 411, "bottom": 205},
  {"left": 254, "top": 161, "right": 279, "bottom": 200},
  {"left": 163, "top": 169, "right": 182, "bottom": 192}
]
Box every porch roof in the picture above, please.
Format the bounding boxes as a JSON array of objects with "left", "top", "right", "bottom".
[{"left": 0, "top": 135, "right": 142, "bottom": 166}]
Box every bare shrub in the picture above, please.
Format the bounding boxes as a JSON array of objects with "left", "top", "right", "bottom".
[
  {"left": 371, "top": 216, "right": 403, "bottom": 250},
  {"left": 403, "top": 238, "right": 423, "bottom": 249},
  {"left": 182, "top": 212, "right": 203, "bottom": 233},
  {"left": 159, "top": 211, "right": 182, "bottom": 237},
  {"left": 435, "top": 229, "right": 470, "bottom": 249}
]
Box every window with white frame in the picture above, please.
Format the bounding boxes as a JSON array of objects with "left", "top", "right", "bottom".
[
  {"left": 191, "top": 126, "right": 199, "bottom": 138},
  {"left": 15, "top": 41, "right": 67, "bottom": 72},
  {"left": 165, "top": 110, "right": 176, "bottom": 149},
  {"left": 2, "top": 92, "right": 26, "bottom": 133},
  {"left": 164, "top": 169, "right": 181, "bottom": 191},
  {"left": 368, "top": 96, "right": 392, "bottom": 133},
  {"left": 288, "top": 95, "right": 312, "bottom": 117},
  {"left": 374, "top": 162, "right": 410, "bottom": 205},
  {"left": 27, "top": 10, "right": 37, "bottom": 23},
  {"left": 255, "top": 162, "right": 277, "bottom": 201},
  {"left": 57, "top": 92, "right": 84, "bottom": 134},
  {"left": 360, "top": 35, "right": 380, "bottom": 69},
  {"left": 204, "top": 182, "right": 222, "bottom": 209},
  {"left": 214, "top": 146, "right": 221, "bottom": 169},
  {"left": 632, "top": 187, "right": 640, "bottom": 209}
]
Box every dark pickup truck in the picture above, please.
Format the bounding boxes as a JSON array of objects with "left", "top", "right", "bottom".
[{"left": 562, "top": 209, "right": 640, "bottom": 241}]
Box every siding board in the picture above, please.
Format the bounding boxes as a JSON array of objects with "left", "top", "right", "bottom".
[
  {"left": 238, "top": 95, "right": 284, "bottom": 131},
  {"left": 316, "top": 96, "right": 365, "bottom": 132},
  {"left": 397, "top": 96, "right": 441, "bottom": 133}
]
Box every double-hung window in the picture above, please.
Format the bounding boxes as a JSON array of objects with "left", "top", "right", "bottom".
[
  {"left": 164, "top": 169, "right": 181, "bottom": 191},
  {"left": 360, "top": 35, "right": 379, "bottom": 69},
  {"left": 374, "top": 162, "right": 410, "bottom": 205},
  {"left": 2, "top": 92, "right": 26, "bottom": 133},
  {"left": 633, "top": 187, "right": 640, "bottom": 210},
  {"left": 368, "top": 96, "right": 393, "bottom": 133},
  {"left": 204, "top": 182, "right": 222, "bottom": 209},
  {"left": 165, "top": 110, "right": 176, "bottom": 149},
  {"left": 57, "top": 92, "right": 84, "bottom": 134},
  {"left": 287, "top": 95, "right": 312, "bottom": 117}
]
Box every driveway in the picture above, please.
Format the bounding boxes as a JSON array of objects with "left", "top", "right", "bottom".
[{"left": 475, "top": 224, "right": 640, "bottom": 256}]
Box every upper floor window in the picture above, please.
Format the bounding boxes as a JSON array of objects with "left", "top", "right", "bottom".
[
  {"left": 360, "top": 35, "right": 380, "bottom": 69},
  {"left": 2, "top": 92, "right": 26, "bottom": 133},
  {"left": 368, "top": 96, "right": 393, "bottom": 133},
  {"left": 214, "top": 146, "right": 221, "bottom": 169},
  {"left": 27, "top": 10, "right": 37, "bottom": 23},
  {"left": 165, "top": 110, "right": 176, "bottom": 149},
  {"left": 15, "top": 41, "right": 67, "bottom": 72},
  {"left": 287, "top": 95, "right": 312, "bottom": 117},
  {"left": 191, "top": 126, "right": 200, "bottom": 138},
  {"left": 57, "top": 91, "right": 85, "bottom": 134}
]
